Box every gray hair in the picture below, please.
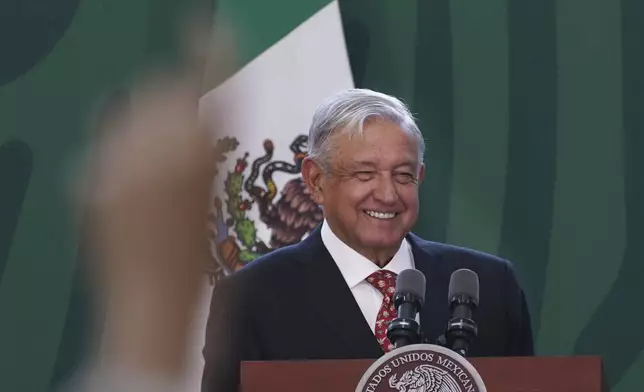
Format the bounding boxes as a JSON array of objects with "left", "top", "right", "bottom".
[{"left": 307, "top": 88, "right": 425, "bottom": 171}]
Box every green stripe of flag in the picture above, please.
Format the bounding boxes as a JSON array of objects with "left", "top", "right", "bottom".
[{"left": 216, "top": 0, "right": 333, "bottom": 77}]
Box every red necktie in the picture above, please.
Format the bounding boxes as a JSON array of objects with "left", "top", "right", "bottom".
[{"left": 366, "top": 270, "right": 398, "bottom": 353}]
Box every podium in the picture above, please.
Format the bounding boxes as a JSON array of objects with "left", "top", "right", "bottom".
[{"left": 241, "top": 356, "right": 608, "bottom": 392}]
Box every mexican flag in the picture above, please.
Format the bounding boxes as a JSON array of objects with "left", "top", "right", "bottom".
[{"left": 185, "top": 1, "right": 354, "bottom": 388}]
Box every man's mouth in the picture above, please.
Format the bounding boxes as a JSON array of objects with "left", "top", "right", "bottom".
[{"left": 364, "top": 210, "right": 397, "bottom": 220}]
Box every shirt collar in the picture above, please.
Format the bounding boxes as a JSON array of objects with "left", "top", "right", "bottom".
[{"left": 321, "top": 219, "right": 414, "bottom": 289}]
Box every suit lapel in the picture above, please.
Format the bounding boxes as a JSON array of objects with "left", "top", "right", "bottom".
[
  {"left": 407, "top": 234, "right": 451, "bottom": 345},
  {"left": 295, "top": 227, "right": 383, "bottom": 358},
  {"left": 292, "top": 229, "right": 451, "bottom": 356}
]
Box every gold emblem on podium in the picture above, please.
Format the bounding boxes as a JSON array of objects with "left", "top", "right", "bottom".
[{"left": 355, "top": 344, "right": 487, "bottom": 392}]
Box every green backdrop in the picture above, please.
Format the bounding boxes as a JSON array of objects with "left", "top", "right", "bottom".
[{"left": 1, "top": 1, "right": 642, "bottom": 391}]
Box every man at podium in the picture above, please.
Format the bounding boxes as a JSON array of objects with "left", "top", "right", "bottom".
[{"left": 202, "top": 89, "right": 534, "bottom": 392}]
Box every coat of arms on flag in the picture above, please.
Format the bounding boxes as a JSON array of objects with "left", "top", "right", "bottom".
[{"left": 206, "top": 135, "right": 323, "bottom": 283}]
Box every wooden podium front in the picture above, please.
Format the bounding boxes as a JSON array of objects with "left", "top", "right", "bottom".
[{"left": 241, "top": 356, "right": 608, "bottom": 392}]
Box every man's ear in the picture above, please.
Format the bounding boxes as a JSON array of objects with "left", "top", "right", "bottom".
[
  {"left": 417, "top": 163, "right": 425, "bottom": 184},
  {"left": 301, "top": 157, "right": 325, "bottom": 204}
]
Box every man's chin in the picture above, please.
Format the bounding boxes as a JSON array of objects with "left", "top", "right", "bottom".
[{"left": 358, "top": 235, "right": 405, "bottom": 251}]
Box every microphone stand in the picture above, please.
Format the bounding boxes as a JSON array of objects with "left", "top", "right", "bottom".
[
  {"left": 387, "top": 293, "right": 423, "bottom": 349},
  {"left": 439, "top": 295, "right": 478, "bottom": 357}
]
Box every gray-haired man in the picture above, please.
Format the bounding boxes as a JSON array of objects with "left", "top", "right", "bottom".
[{"left": 202, "top": 89, "right": 534, "bottom": 392}]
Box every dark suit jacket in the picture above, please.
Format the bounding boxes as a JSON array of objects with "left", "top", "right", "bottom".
[{"left": 201, "top": 226, "right": 533, "bottom": 392}]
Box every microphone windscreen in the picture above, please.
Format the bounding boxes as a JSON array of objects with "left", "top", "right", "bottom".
[
  {"left": 395, "top": 269, "right": 427, "bottom": 306},
  {"left": 448, "top": 269, "right": 480, "bottom": 305}
]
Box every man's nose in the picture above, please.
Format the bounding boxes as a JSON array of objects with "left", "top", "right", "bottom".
[{"left": 373, "top": 175, "right": 398, "bottom": 204}]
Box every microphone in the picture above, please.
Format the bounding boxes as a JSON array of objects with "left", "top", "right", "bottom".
[
  {"left": 444, "top": 268, "right": 479, "bottom": 357},
  {"left": 386, "top": 269, "right": 426, "bottom": 349}
]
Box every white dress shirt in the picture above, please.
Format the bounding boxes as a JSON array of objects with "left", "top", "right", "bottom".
[{"left": 321, "top": 220, "right": 415, "bottom": 334}]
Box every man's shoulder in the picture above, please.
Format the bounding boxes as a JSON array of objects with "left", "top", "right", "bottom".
[
  {"left": 221, "top": 241, "right": 307, "bottom": 285},
  {"left": 408, "top": 232, "right": 513, "bottom": 273}
]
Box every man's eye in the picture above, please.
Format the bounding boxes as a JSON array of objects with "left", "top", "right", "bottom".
[
  {"left": 396, "top": 173, "right": 416, "bottom": 183},
  {"left": 355, "top": 171, "right": 375, "bottom": 181}
]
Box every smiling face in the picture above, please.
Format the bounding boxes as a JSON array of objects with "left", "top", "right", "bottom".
[{"left": 302, "top": 119, "right": 424, "bottom": 265}]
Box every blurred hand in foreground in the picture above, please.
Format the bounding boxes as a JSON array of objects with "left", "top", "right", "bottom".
[{"left": 69, "top": 12, "right": 236, "bottom": 390}]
